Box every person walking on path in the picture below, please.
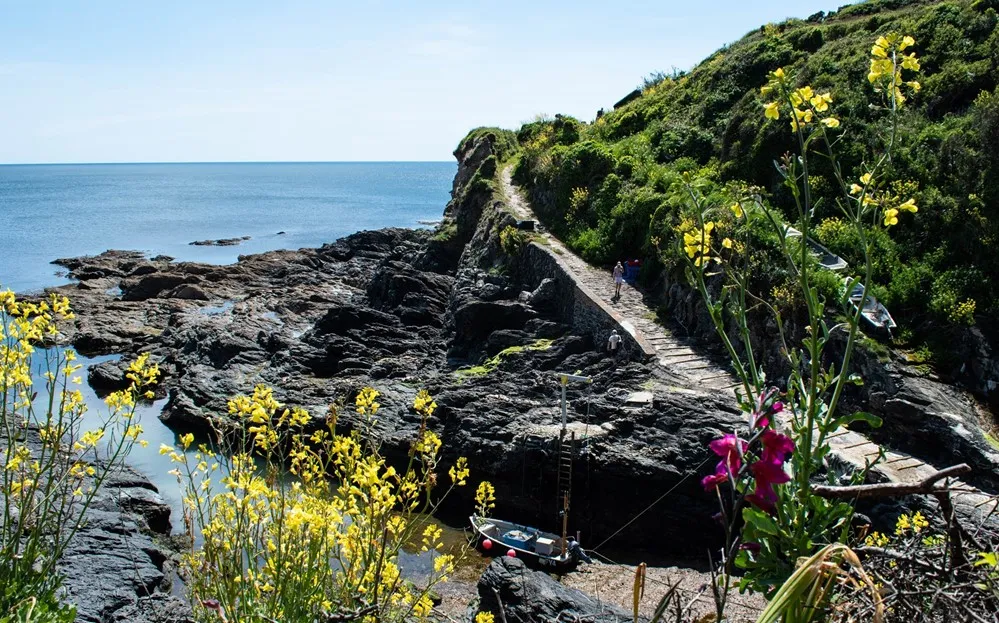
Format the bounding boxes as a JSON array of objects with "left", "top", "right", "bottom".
[
  {"left": 612, "top": 261, "right": 625, "bottom": 299},
  {"left": 607, "top": 329, "right": 621, "bottom": 357}
]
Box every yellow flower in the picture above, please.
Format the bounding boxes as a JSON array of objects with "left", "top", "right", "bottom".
[
  {"left": 809, "top": 92, "right": 833, "bottom": 112},
  {"left": 180, "top": 433, "right": 195, "bottom": 450},
  {"left": 911, "top": 511, "right": 928, "bottom": 533},
  {"left": 764, "top": 102, "right": 779, "bottom": 120},
  {"left": 860, "top": 173, "right": 873, "bottom": 186},
  {"left": 722, "top": 238, "right": 733, "bottom": 249},
  {"left": 895, "top": 513, "right": 911, "bottom": 535},
  {"left": 898, "top": 198, "right": 918, "bottom": 213},
  {"left": 871, "top": 44, "right": 887, "bottom": 58},
  {"left": 475, "top": 481, "right": 496, "bottom": 515},
  {"left": 901, "top": 53, "right": 920, "bottom": 72},
  {"left": 899, "top": 35, "right": 915, "bottom": 51},
  {"left": 159, "top": 443, "right": 174, "bottom": 455},
  {"left": 413, "top": 594, "right": 433, "bottom": 618},
  {"left": 433, "top": 553, "right": 455, "bottom": 574},
  {"left": 821, "top": 117, "right": 840, "bottom": 129},
  {"left": 730, "top": 202, "right": 744, "bottom": 218},
  {"left": 772, "top": 67, "right": 785, "bottom": 80},
  {"left": 476, "top": 613, "right": 496, "bottom": 623},
  {"left": 883, "top": 208, "right": 899, "bottom": 227},
  {"left": 864, "top": 531, "right": 890, "bottom": 547},
  {"left": 448, "top": 457, "right": 470, "bottom": 485}
]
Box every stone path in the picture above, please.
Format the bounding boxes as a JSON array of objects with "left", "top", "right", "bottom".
[
  {"left": 499, "top": 167, "right": 998, "bottom": 517},
  {"left": 500, "top": 168, "right": 737, "bottom": 396}
]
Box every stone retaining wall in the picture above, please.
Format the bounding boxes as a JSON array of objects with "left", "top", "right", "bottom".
[{"left": 519, "top": 242, "right": 656, "bottom": 361}]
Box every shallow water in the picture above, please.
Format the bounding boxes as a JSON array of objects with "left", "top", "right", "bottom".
[{"left": 5, "top": 160, "right": 478, "bottom": 578}]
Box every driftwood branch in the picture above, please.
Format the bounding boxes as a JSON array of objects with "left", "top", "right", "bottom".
[
  {"left": 934, "top": 489, "right": 970, "bottom": 571},
  {"left": 811, "top": 464, "right": 971, "bottom": 500}
]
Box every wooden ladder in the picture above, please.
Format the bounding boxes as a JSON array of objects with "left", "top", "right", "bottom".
[{"left": 556, "top": 431, "right": 575, "bottom": 523}]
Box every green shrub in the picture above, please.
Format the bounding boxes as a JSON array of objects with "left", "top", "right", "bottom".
[
  {"left": 510, "top": 0, "right": 999, "bottom": 362},
  {"left": 499, "top": 225, "right": 529, "bottom": 256}
]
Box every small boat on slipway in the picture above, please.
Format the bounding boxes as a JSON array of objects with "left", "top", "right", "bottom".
[
  {"left": 469, "top": 516, "right": 576, "bottom": 572},
  {"left": 469, "top": 373, "right": 592, "bottom": 573},
  {"left": 844, "top": 278, "right": 897, "bottom": 339}
]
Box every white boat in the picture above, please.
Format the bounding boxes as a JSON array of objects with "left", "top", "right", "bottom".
[
  {"left": 469, "top": 515, "right": 576, "bottom": 572},
  {"left": 844, "top": 279, "right": 897, "bottom": 338}
]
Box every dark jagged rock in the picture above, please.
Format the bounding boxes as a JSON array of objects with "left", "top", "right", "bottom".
[
  {"left": 189, "top": 236, "right": 251, "bottom": 247},
  {"left": 109, "top": 595, "right": 194, "bottom": 623},
  {"left": 0, "top": 427, "right": 183, "bottom": 623},
  {"left": 476, "top": 557, "right": 634, "bottom": 623}
]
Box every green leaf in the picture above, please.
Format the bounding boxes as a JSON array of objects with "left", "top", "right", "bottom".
[
  {"left": 835, "top": 411, "right": 882, "bottom": 429},
  {"left": 974, "top": 552, "right": 998, "bottom": 567},
  {"left": 743, "top": 507, "right": 780, "bottom": 536}
]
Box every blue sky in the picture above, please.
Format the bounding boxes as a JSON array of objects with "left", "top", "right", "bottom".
[{"left": 1, "top": 1, "right": 838, "bottom": 163}]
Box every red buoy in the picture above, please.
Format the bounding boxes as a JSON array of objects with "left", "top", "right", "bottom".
[
  {"left": 482, "top": 539, "right": 493, "bottom": 550},
  {"left": 506, "top": 549, "right": 517, "bottom": 557}
]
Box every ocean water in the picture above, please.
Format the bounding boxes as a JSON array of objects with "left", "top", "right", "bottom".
[
  {"left": 0, "top": 162, "right": 455, "bottom": 292},
  {"left": 6, "top": 162, "right": 470, "bottom": 567}
]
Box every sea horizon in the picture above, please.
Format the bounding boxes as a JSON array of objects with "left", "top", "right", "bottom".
[
  {"left": 0, "top": 161, "right": 455, "bottom": 293},
  {"left": 0, "top": 159, "right": 454, "bottom": 167}
]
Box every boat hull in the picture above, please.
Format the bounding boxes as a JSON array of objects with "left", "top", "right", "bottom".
[{"left": 470, "top": 515, "right": 577, "bottom": 573}]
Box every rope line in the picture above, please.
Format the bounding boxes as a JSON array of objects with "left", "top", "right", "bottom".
[{"left": 591, "top": 456, "right": 712, "bottom": 552}]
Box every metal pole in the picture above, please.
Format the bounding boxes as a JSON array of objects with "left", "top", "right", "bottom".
[
  {"left": 560, "top": 376, "right": 567, "bottom": 433},
  {"left": 557, "top": 373, "right": 591, "bottom": 434}
]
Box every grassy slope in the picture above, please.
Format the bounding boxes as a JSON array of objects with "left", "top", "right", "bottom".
[{"left": 504, "top": 0, "right": 999, "bottom": 363}]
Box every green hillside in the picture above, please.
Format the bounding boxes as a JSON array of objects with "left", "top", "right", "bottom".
[{"left": 507, "top": 0, "right": 999, "bottom": 364}]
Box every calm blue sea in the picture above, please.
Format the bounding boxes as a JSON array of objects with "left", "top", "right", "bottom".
[
  {"left": 7, "top": 162, "right": 464, "bottom": 557},
  {"left": 0, "top": 162, "right": 455, "bottom": 292}
]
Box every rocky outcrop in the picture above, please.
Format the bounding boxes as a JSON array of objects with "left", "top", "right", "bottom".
[
  {"left": 39, "top": 132, "right": 746, "bottom": 556},
  {"left": 59, "top": 466, "right": 185, "bottom": 623},
  {"left": 43, "top": 129, "right": 996, "bottom": 572},
  {"left": 189, "top": 236, "right": 251, "bottom": 247},
  {"left": 0, "top": 427, "right": 184, "bottom": 623},
  {"left": 476, "top": 557, "right": 634, "bottom": 623}
]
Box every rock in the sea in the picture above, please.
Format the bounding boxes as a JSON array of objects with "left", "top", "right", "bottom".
[
  {"left": 476, "top": 557, "right": 635, "bottom": 623},
  {"left": 189, "top": 236, "right": 251, "bottom": 246}
]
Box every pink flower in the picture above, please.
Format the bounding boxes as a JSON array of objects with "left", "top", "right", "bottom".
[
  {"left": 709, "top": 434, "right": 747, "bottom": 472},
  {"left": 702, "top": 434, "right": 747, "bottom": 492},
  {"left": 701, "top": 469, "right": 728, "bottom": 491},
  {"left": 750, "top": 389, "right": 784, "bottom": 429},
  {"left": 745, "top": 461, "right": 790, "bottom": 512},
  {"left": 749, "top": 412, "right": 769, "bottom": 429},
  {"left": 760, "top": 430, "right": 795, "bottom": 465},
  {"left": 745, "top": 436, "right": 793, "bottom": 512}
]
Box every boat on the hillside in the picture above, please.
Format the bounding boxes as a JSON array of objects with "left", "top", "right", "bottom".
[
  {"left": 470, "top": 373, "right": 592, "bottom": 573},
  {"left": 844, "top": 278, "right": 897, "bottom": 338},
  {"left": 469, "top": 516, "right": 576, "bottom": 572}
]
